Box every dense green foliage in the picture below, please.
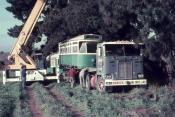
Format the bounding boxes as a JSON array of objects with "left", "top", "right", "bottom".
[
  {"left": 32, "top": 82, "right": 74, "bottom": 117},
  {"left": 1, "top": 82, "right": 175, "bottom": 116},
  {"left": 0, "top": 83, "right": 17, "bottom": 117},
  {"left": 6, "top": 0, "right": 175, "bottom": 82},
  {"left": 0, "top": 83, "right": 32, "bottom": 117},
  {"left": 53, "top": 82, "right": 175, "bottom": 116}
]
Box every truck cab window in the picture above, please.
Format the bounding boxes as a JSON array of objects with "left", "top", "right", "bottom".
[
  {"left": 125, "top": 45, "right": 140, "bottom": 56},
  {"left": 105, "top": 45, "right": 123, "bottom": 56},
  {"left": 105, "top": 44, "right": 140, "bottom": 56}
]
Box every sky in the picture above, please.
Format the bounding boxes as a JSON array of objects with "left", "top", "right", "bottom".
[{"left": 0, "top": 0, "right": 22, "bottom": 52}]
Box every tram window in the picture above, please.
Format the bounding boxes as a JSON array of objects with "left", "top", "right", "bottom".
[
  {"left": 73, "top": 46, "right": 78, "bottom": 52},
  {"left": 73, "top": 42, "right": 78, "bottom": 44},
  {"left": 69, "top": 46, "right": 71, "bottom": 53},
  {"left": 79, "top": 42, "right": 97, "bottom": 53},
  {"left": 79, "top": 42, "right": 87, "bottom": 53},
  {"left": 63, "top": 48, "right": 67, "bottom": 53},
  {"left": 85, "top": 35, "right": 100, "bottom": 39},
  {"left": 65, "top": 48, "right": 67, "bottom": 53},
  {"left": 62, "top": 48, "right": 64, "bottom": 53},
  {"left": 62, "top": 48, "right": 64, "bottom": 54},
  {"left": 67, "top": 47, "right": 69, "bottom": 53},
  {"left": 67, "top": 47, "right": 68, "bottom": 53},
  {"left": 87, "top": 42, "right": 97, "bottom": 53}
]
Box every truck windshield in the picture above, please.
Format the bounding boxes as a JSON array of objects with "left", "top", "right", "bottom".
[{"left": 105, "top": 44, "right": 140, "bottom": 56}]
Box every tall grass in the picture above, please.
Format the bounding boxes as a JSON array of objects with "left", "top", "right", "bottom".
[
  {"left": 0, "top": 83, "right": 17, "bottom": 117},
  {"left": 0, "top": 82, "right": 32, "bottom": 117},
  {"left": 32, "top": 82, "right": 74, "bottom": 117},
  {"left": 53, "top": 82, "right": 175, "bottom": 117},
  {"left": 52, "top": 82, "right": 122, "bottom": 117}
]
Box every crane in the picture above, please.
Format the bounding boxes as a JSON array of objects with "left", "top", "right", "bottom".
[
  {"left": 2, "top": 0, "right": 70, "bottom": 84},
  {"left": 3, "top": 0, "right": 46, "bottom": 84},
  {"left": 8, "top": 0, "right": 46, "bottom": 70}
]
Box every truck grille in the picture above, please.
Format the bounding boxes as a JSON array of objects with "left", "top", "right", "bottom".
[{"left": 118, "top": 62, "right": 132, "bottom": 79}]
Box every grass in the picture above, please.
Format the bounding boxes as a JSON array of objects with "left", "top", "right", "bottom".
[
  {"left": 53, "top": 82, "right": 175, "bottom": 117},
  {"left": 0, "top": 80, "right": 175, "bottom": 117},
  {"left": 53, "top": 82, "right": 122, "bottom": 117},
  {"left": 0, "top": 82, "right": 32, "bottom": 117},
  {"left": 32, "top": 82, "right": 74, "bottom": 117},
  {"left": 0, "top": 84, "right": 17, "bottom": 117},
  {"left": 18, "top": 91, "right": 33, "bottom": 117}
]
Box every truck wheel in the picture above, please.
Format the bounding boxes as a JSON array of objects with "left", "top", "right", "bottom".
[
  {"left": 85, "top": 74, "right": 91, "bottom": 90},
  {"left": 62, "top": 73, "right": 68, "bottom": 81},
  {"left": 97, "top": 79, "right": 106, "bottom": 93},
  {"left": 59, "top": 74, "right": 64, "bottom": 82}
]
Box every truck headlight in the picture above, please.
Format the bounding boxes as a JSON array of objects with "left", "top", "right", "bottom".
[
  {"left": 105, "top": 74, "right": 112, "bottom": 79},
  {"left": 137, "top": 73, "right": 144, "bottom": 78}
]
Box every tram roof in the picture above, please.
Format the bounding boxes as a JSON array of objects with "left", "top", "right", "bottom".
[
  {"left": 100, "top": 40, "right": 143, "bottom": 45},
  {"left": 68, "top": 34, "right": 102, "bottom": 41}
]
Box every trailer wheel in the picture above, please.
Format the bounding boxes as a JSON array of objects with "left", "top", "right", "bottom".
[
  {"left": 85, "top": 74, "right": 91, "bottom": 90},
  {"left": 97, "top": 79, "right": 106, "bottom": 93},
  {"left": 59, "top": 74, "right": 64, "bottom": 82}
]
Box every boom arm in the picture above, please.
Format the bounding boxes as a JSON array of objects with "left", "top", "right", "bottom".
[{"left": 8, "top": 0, "right": 46, "bottom": 70}]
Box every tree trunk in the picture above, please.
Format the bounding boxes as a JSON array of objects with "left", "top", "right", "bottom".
[{"left": 161, "top": 52, "right": 174, "bottom": 86}]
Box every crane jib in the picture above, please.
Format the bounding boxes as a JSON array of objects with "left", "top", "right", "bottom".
[{"left": 9, "top": 0, "right": 45, "bottom": 69}]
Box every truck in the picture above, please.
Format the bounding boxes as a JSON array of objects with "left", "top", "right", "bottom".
[
  {"left": 95, "top": 41, "right": 146, "bottom": 92},
  {"left": 2, "top": 0, "right": 59, "bottom": 84},
  {"left": 58, "top": 34, "right": 147, "bottom": 92}
]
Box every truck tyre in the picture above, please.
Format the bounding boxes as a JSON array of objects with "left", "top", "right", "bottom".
[
  {"left": 85, "top": 74, "right": 91, "bottom": 90},
  {"left": 97, "top": 78, "right": 106, "bottom": 93},
  {"left": 106, "top": 86, "right": 113, "bottom": 93},
  {"left": 59, "top": 74, "right": 64, "bottom": 82}
]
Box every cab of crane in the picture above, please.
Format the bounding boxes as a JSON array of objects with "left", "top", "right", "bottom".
[{"left": 32, "top": 53, "right": 44, "bottom": 69}]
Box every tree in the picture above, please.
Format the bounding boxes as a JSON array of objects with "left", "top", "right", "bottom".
[
  {"left": 6, "top": 0, "right": 45, "bottom": 53},
  {"left": 6, "top": 0, "right": 175, "bottom": 84}
]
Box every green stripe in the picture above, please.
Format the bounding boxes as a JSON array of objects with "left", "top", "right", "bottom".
[{"left": 60, "top": 54, "right": 96, "bottom": 69}]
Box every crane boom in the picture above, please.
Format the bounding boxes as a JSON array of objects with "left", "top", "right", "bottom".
[{"left": 8, "top": 0, "right": 46, "bottom": 70}]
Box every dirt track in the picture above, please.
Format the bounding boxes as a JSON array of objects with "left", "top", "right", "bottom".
[
  {"left": 21, "top": 83, "right": 83, "bottom": 117},
  {"left": 45, "top": 85, "right": 83, "bottom": 117},
  {"left": 27, "top": 86, "right": 43, "bottom": 117}
]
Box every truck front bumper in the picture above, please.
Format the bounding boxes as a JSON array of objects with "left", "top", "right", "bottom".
[{"left": 105, "top": 79, "right": 147, "bottom": 86}]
